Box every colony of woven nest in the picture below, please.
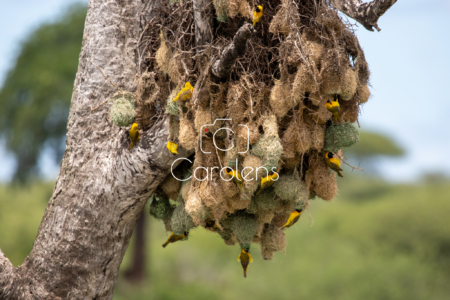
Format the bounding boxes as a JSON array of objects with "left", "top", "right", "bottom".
[{"left": 111, "top": 0, "right": 371, "bottom": 260}]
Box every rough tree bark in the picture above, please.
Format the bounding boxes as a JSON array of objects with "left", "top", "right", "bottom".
[
  {"left": 0, "top": 0, "right": 395, "bottom": 299},
  {"left": 210, "top": 23, "right": 254, "bottom": 80},
  {"left": 193, "top": 0, "right": 213, "bottom": 52},
  {"left": 0, "top": 0, "right": 190, "bottom": 299},
  {"left": 330, "top": 0, "right": 397, "bottom": 31}
]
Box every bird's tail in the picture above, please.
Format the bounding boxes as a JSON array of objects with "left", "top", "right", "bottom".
[
  {"left": 128, "top": 142, "right": 134, "bottom": 151},
  {"left": 333, "top": 112, "right": 339, "bottom": 122},
  {"left": 284, "top": 219, "right": 293, "bottom": 228},
  {"left": 162, "top": 240, "right": 170, "bottom": 248},
  {"left": 337, "top": 171, "right": 343, "bottom": 178},
  {"left": 243, "top": 269, "right": 247, "bottom": 278}
]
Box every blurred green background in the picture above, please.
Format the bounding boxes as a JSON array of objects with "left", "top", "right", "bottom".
[
  {"left": 0, "top": 1, "right": 450, "bottom": 300},
  {"left": 2, "top": 176, "right": 449, "bottom": 300}
]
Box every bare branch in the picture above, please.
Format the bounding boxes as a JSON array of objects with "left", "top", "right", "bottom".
[
  {"left": 330, "top": 0, "right": 397, "bottom": 31},
  {"left": 193, "top": 0, "right": 213, "bottom": 52},
  {"left": 338, "top": 155, "right": 364, "bottom": 171},
  {"left": 211, "top": 23, "right": 254, "bottom": 80}
]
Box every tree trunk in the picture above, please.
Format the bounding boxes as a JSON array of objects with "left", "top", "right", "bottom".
[
  {"left": 0, "top": 0, "right": 189, "bottom": 299},
  {"left": 330, "top": 0, "right": 397, "bottom": 31},
  {"left": 123, "top": 212, "right": 147, "bottom": 283},
  {"left": 193, "top": 0, "right": 213, "bottom": 52},
  {"left": 210, "top": 23, "right": 254, "bottom": 81}
]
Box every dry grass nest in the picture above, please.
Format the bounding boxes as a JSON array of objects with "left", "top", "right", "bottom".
[{"left": 139, "top": 0, "right": 368, "bottom": 259}]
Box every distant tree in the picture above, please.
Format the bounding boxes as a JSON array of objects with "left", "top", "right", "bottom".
[
  {"left": 0, "top": 4, "right": 86, "bottom": 182},
  {"left": 344, "top": 130, "right": 404, "bottom": 173},
  {"left": 346, "top": 130, "right": 404, "bottom": 159},
  {"left": 0, "top": 3, "right": 149, "bottom": 284}
]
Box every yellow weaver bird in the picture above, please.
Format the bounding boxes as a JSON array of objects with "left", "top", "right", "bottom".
[
  {"left": 162, "top": 232, "right": 187, "bottom": 248},
  {"left": 256, "top": 172, "right": 279, "bottom": 195},
  {"left": 253, "top": 5, "right": 263, "bottom": 27},
  {"left": 283, "top": 209, "right": 303, "bottom": 228},
  {"left": 205, "top": 220, "right": 219, "bottom": 229},
  {"left": 167, "top": 141, "right": 178, "bottom": 155},
  {"left": 225, "top": 167, "right": 243, "bottom": 190},
  {"left": 325, "top": 96, "right": 340, "bottom": 122},
  {"left": 128, "top": 123, "right": 140, "bottom": 151},
  {"left": 237, "top": 248, "right": 253, "bottom": 278},
  {"left": 172, "top": 82, "right": 193, "bottom": 102},
  {"left": 325, "top": 151, "right": 343, "bottom": 177}
]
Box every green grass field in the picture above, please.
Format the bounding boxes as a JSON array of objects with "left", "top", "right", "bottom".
[{"left": 1, "top": 177, "right": 449, "bottom": 299}]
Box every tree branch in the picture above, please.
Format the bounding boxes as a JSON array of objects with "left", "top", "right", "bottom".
[
  {"left": 0, "top": 249, "right": 15, "bottom": 297},
  {"left": 210, "top": 23, "right": 254, "bottom": 80},
  {"left": 193, "top": 0, "right": 213, "bottom": 53},
  {"left": 331, "top": 0, "right": 397, "bottom": 31}
]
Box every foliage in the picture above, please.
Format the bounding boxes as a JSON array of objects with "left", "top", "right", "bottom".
[
  {"left": 345, "top": 130, "right": 404, "bottom": 158},
  {"left": 114, "top": 177, "right": 450, "bottom": 300},
  {"left": 0, "top": 4, "right": 86, "bottom": 182},
  {"left": 0, "top": 182, "right": 51, "bottom": 265},
  {"left": 2, "top": 177, "right": 448, "bottom": 299}
]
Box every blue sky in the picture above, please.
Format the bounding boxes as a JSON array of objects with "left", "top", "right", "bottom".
[
  {"left": 0, "top": 0, "right": 449, "bottom": 182},
  {"left": 354, "top": 0, "right": 450, "bottom": 181},
  {"left": 0, "top": 0, "right": 88, "bottom": 181}
]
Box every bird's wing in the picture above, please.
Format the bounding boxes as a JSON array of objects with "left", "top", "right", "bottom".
[
  {"left": 331, "top": 161, "right": 343, "bottom": 171},
  {"left": 179, "top": 88, "right": 191, "bottom": 100}
]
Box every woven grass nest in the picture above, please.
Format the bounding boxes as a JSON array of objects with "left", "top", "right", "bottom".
[{"left": 135, "top": 0, "right": 370, "bottom": 266}]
